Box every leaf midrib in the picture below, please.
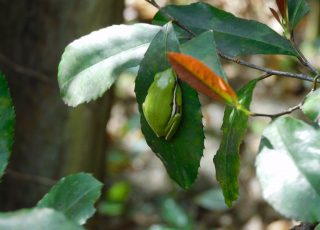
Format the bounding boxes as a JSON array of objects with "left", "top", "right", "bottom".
[{"left": 63, "top": 183, "right": 100, "bottom": 218}]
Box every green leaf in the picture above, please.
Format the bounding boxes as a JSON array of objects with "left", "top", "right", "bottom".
[
  {"left": 153, "top": 2, "right": 298, "bottom": 57},
  {"left": 107, "top": 181, "right": 130, "bottom": 202},
  {"left": 302, "top": 89, "right": 320, "bottom": 125},
  {"left": 58, "top": 23, "right": 161, "bottom": 106},
  {"left": 213, "top": 79, "right": 258, "bottom": 207},
  {"left": 0, "top": 208, "right": 84, "bottom": 230},
  {"left": 161, "top": 198, "right": 193, "bottom": 229},
  {"left": 256, "top": 116, "right": 320, "bottom": 222},
  {"left": 98, "top": 201, "right": 125, "bottom": 216},
  {"left": 194, "top": 188, "right": 228, "bottom": 211},
  {"left": 316, "top": 223, "right": 320, "bottom": 230},
  {"left": 135, "top": 22, "right": 204, "bottom": 189},
  {"left": 37, "top": 173, "right": 102, "bottom": 225},
  {"left": 180, "top": 30, "right": 227, "bottom": 80},
  {"left": 288, "top": 0, "right": 310, "bottom": 30},
  {"left": 0, "top": 72, "right": 15, "bottom": 180}
]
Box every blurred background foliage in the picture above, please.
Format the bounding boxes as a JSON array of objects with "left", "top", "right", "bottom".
[{"left": 0, "top": 0, "right": 319, "bottom": 229}]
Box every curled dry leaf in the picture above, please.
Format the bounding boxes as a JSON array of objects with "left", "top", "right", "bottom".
[{"left": 167, "top": 52, "right": 239, "bottom": 107}]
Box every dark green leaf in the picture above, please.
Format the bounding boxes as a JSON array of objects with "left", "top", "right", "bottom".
[
  {"left": 161, "top": 198, "right": 192, "bottom": 229},
  {"left": 288, "top": 0, "right": 310, "bottom": 30},
  {"left": 37, "top": 173, "right": 102, "bottom": 225},
  {"left": 0, "top": 72, "right": 15, "bottom": 179},
  {"left": 180, "top": 30, "right": 227, "bottom": 80},
  {"left": 194, "top": 188, "right": 228, "bottom": 211},
  {"left": 58, "top": 23, "right": 161, "bottom": 106},
  {"left": 153, "top": 2, "right": 298, "bottom": 57},
  {"left": 213, "top": 79, "right": 258, "bottom": 206},
  {"left": 256, "top": 116, "right": 320, "bottom": 222},
  {"left": 135, "top": 22, "right": 204, "bottom": 189},
  {"left": 302, "top": 89, "right": 320, "bottom": 125},
  {"left": 0, "top": 208, "right": 83, "bottom": 230}
]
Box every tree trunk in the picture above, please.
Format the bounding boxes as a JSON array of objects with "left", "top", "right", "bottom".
[{"left": 0, "top": 0, "right": 123, "bottom": 210}]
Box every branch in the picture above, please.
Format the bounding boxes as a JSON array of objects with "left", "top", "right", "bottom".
[
  {"left": 0, "top": 52, "right": 54, "bottom": 84},
  {"left": 145, "top": 0, "right": 195, "bottom": 37},
  {"left": 6, "top": 169, "right": 56, "bottom": 186},
  {"left": 218, "top": 52, "right": 317, "bottom": 83},
  {"left": 250, "top": 103, "right": 302, "bottom": 118}
]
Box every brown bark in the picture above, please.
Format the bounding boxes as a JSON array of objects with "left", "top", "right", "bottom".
[{"left": 0, "top": 0, "right": 123, "bottom": 210}]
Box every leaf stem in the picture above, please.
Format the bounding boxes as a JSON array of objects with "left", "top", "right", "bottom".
[
  {"left": 145, "top": 0, "right": 195, "bottom": 37},
  {"left": 313, "top": 74, "right": 320, "bottom": 91},
  {"left": 291, "top": 35, "right": 319, "bottom": 75}
]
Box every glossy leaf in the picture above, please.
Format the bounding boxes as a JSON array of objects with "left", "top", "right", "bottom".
[
  {"left": 288, "top": 0, "right": 310, "bottom": 30},
  {"left": 153, "top": 2, "right": 298, "bottom": 57},
  {"left": 0, "top": 208, "right": 84, "bottom": 230},
  {"left": 135, "top": 23, "right": 204, "bottom": 189},
  {"left": 180, "top": 30, "right": 227, "bottom": 81},
  {"left": 58, "top": 23, "right": 161, "bottom": 106},
  {"left": 0, "top": 72, "right": 15, "bottom": 180},
  {"left": 213, "top": 79, "right": 258, "bottom": 207},
  {"left": 168, "top": 52, "right": 238, "bottom": 106},
  {"left": 256, "top": 116, "right": 320, "bottom": 222},
  {"left": 302, "top": 89, "right": 320, "bottom": 125},
  {"left": 37, "top": 173, "right": 102, "bottom": 225}
]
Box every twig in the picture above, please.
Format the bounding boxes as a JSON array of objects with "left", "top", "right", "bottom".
[
  {"left": 0, "top": 52, "right": 54, "bottom": 84},
  {"left": 145, "top": 0, "right": 195, "bottom": 37},
  {"left": 6, "top": 169, "right": 56, "bottom": 187},
  {"left": 313, "top": 74, "right": 320, "bottom": 91},
  {"left": 218, "top": 51, "right": 317, "bottom": 83},
  {"left": 258, "top": 73, "right": 273, "bottom": 80},
  {"left": 251, "top": 103, "right": 302, "bottom": 118}
]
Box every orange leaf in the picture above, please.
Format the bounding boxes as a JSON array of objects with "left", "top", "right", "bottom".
[
  {"left": 167, "top": 52, "right": 238, "bottom": 106},
  {"left": 269, "top": 7, "right": 281, "bottom": 24}
]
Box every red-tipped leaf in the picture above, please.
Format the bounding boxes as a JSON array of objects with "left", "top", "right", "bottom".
[
  {"left": 276, "top": 0, "right": 287, "bottom": 19},
  {"left": 270, "top": 7, "right": 281, "bottom": 24},
  {"left": 167, "top": 52, "right": 238, "bottom": 106}
]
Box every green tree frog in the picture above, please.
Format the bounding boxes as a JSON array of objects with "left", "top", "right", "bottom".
[{"left": 143, "top": 68, "right": 182, "bottom": 140}]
